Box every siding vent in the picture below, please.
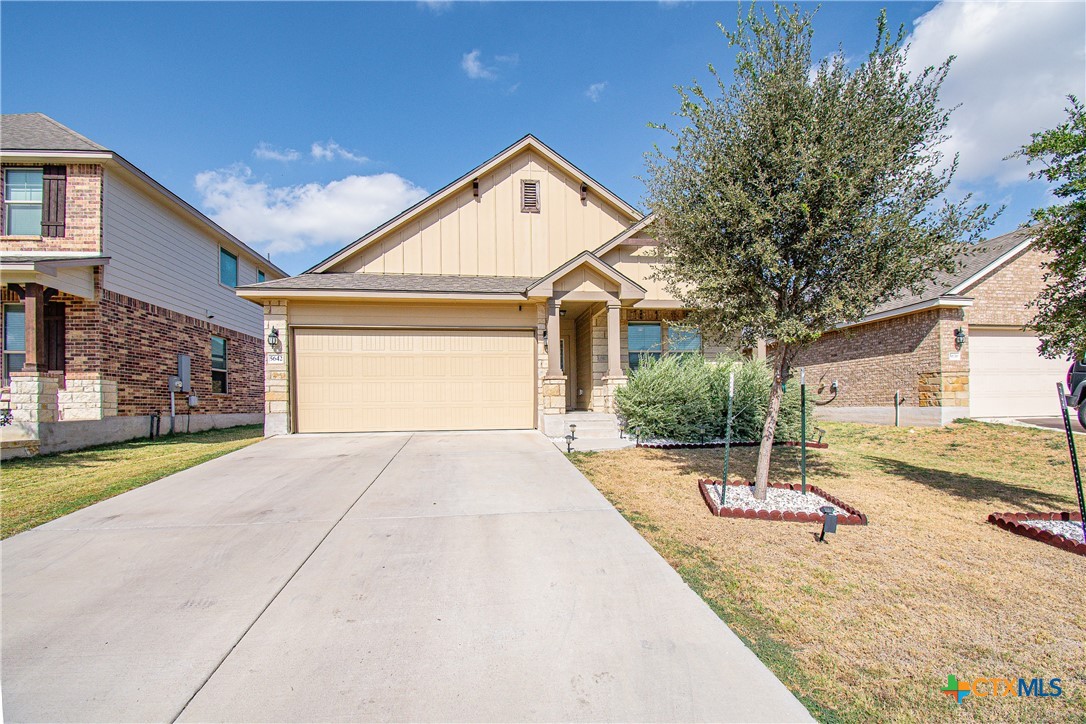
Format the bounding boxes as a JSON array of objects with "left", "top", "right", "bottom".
[
  {"left": 580, "top": 182, "right": 588, "bottom": 202},
  {"left": 521, "top": 179, "right": 540, "bottom": 213},
  {"left": 472, "top": 178, "right": 479, "bottom": 199}
]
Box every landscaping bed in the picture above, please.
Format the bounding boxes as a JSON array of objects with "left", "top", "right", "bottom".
[
  {"left": 698, "top": 478, "right": 867, "bottom": 523},
  {"left": 568, "top": 420, "right": 1086, "bottom": 721},
  {"left": 637, "top": 438, "right": 828, "bottom": 450},
  {"left": 988, "top": 511, "right": 1086, "bottom": 556}
]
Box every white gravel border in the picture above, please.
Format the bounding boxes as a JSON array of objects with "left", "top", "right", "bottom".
[
  {"left": 1024, "top": 519, "right": 1086, "bottom": 544},
  {"left": 707, "top": 483, "right": 848, "bottom": 516}
]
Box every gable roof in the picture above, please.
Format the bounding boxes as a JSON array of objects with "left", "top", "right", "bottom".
[
  {"left": 306, "top": 134, "right": 642, "bottom": 274},
  {"left": 526, "top": 250, "right": 646, "bottom": 301},
  {"left": 595, "top": 212, "right": 657, "bottom": 256},
  {"left": 865, "top": 228, "right": 1034, "bottom": 319},
  {"left": 1, "top": 113, "right": 108, "bottom": 152}
]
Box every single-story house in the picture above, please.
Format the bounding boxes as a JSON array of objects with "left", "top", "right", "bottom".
[
  {"left": 238, "top": 135, "right": 726, "bottom": 437},
  {"left": 796, "top": 228, "right": 1067, "bottom": 425},
  {"left": 1, "top": 113, "right": 287, "bottom": 456}
]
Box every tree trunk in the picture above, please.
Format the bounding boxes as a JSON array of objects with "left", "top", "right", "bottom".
[{"left": 753, "top": 348, "right": 789, "bottom": 501}]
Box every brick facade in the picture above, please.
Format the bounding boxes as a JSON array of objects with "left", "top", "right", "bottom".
[
  {"left": 1, "top": 277, "right": 262, "bottom": 418},
  {"left": 962, "top": 247, "right": 1049, "bottom": 328},
  {"left": 0, "top": 163, "right": 102, "bottom": 253}
]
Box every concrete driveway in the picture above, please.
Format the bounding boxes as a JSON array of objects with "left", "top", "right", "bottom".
[{"left": 3, "top": 431, "right": 810, "bottom": 723}]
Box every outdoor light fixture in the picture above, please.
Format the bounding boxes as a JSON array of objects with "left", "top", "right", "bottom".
[
  {"left": 954, "top": 327, "right": 967, "bottom": 349},
  {"left": 559, "top": 308, "right": 567, "bottom": 317},
  {"left": 472, "top": 178, "right": 480, "bottom": 198},
  {"left": 267, "top": 327, "right": 280, "bottom": 347},
  {"left": 543, "top": 328, "right": 549, "bottom": 351},
  {"left": 818, "top": 506, "right": 838, "bottom": 543},
  {"left": 569, "top": 424, "right": 577, "bottom": 440},
  {"left": 580, "top": 182, "right": 588, "bottom": 201}
]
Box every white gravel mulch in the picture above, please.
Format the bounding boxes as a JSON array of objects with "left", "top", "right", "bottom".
[
  {"left": 707, "top": 483, "right": 848, "bottom": 516},
  {"left": 1025, "top": 519, "right": 1086, "bottom": 544}
]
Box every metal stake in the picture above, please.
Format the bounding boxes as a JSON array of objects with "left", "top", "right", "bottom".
[
  {"left": 1057, "top": 382, "right": 1086, "bottom": 544},
  {"left": 721, "top": 370, "right": 735, "bottom": 507},
  {"left": 801, "top": 368, "right": 807, "bottom": 495}
]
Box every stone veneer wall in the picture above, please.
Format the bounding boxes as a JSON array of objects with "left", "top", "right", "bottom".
[{"left": 0, "top": 163, "right": 103, "bottom": 253}]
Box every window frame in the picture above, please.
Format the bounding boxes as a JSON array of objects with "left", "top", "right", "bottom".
[
  {"left": 219, "top": 247, "right": 239, "bottom": 288},
  {"left": 210, "top": 335, "right": 228, "bottom": 394},
  {"left": 3, "top": 303, "right": 26, "bottom": 386},
  {"left": 256, "top": 269, "right": 266, "bottom": 283},
  {"left": 3, "top": 168, "right": 44, "bottom": 236},
  {"left": 627, "top": 322, "right": 663, "bottom": 372}
]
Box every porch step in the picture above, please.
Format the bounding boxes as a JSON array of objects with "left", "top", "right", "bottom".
[
  {"left": 545, "top": 412, "right": 623, "bottom": 439},
  {"left": 1, "top": 437, "right": 39, "bottom": 460}
]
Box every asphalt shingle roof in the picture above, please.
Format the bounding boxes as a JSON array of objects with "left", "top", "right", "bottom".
[
  {"left": 869, "top": 228, "right": 1033, "bottom": 316},
  {"left": 243, "top": 273, "right": 538, "bottom": 294},
  {"left": 1, "top": 113, "right": 108, "bottom": 152}
]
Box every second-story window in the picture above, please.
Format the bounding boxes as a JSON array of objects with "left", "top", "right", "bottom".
[
  {"left": 257, "top": 269, "right": 266, "bottom": 283},
  {"left": 219, "top": 248, "right": 238, "bottom": 287},
  {"left": 4, "top": 169, "right": 43, "bottom": 235}
]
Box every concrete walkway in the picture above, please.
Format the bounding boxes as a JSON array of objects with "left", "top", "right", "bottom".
[{"left": 2, "top": 431, "right": 811, "bottom": 723}]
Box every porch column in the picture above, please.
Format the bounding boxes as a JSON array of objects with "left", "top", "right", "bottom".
[
  {"left": 606, "top": 302, "right": 623, "bottom": 378},
  {"left": 22, "top": 282, "right": 47, "bottom": 373},
  {"left": 547, "top": 298, "right": 562, "bottom": 378}
]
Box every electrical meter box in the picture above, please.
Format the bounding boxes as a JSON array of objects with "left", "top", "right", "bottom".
[{"left": 177, "top": 354, "right": 192, "bottom": 393}]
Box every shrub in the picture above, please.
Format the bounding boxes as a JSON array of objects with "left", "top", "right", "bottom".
[{"left": 615, "top": 354, "right": 809, "bottom": 442}]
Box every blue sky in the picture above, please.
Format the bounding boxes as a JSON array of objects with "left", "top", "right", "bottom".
[{"left": 3, "top": 1, "right": 1083, "bottom": 275}]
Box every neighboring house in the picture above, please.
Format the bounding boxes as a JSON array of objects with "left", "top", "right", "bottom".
[
  {"left": 0, "top": 113, "right": 286, "bottom": 456},
  {"left": 796, "top": 228, "right": 1066, "bottom": 425},
  {"left": 238, "top": 135, "right": 726, "bottom": 437}
]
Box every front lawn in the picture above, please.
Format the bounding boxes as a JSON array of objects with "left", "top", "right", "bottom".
[
  {"left": 569, "top": 420, "right": 1086, "bottom": 723},
  {"left": 1, "top": 425, "right": 263, "bottom": 538}
]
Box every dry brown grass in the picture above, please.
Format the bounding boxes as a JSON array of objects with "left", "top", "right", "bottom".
[{"left": 570, "top": 421, "right": 1086, "bottom": 723}]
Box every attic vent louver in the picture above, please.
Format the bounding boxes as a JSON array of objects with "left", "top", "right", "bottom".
[{"left": 521, "top": 179, "right": 540, "bottom": 213}]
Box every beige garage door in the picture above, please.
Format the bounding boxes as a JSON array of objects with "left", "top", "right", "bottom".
[
  {"left": 969, "top": 329, "right": 1069, "bottom": 418},
  {"left": 294, "top": 328, "right": 535, "bottom": 433}
]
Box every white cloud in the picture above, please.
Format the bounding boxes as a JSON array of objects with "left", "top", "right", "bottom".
[
  {"left": 460, "top": 49, "right": 518, "bottom": 80},
  {"left": 419, "top": 0, "right": 452, "bottom": 13},
  {"left": 310, "top": 140, "right": 369, "bottom": 163},
  {"left": 194, "top": 165, "right": 428, "bottom": 255},
  {"left": 253, "top": 142, "right": 300, "bottom": 162},
  {"left": 461, "top": 49, "right": 496, "bottom": 80},
  {"left": 585, "top": 81, "right": 608, "bottom": 102},
  {"left": 904, "top": 1, "right": 1085, "bottom": 186}
]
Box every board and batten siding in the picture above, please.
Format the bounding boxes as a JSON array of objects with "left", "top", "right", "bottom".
[
  {"left": 101, "top": 170, "right": 267, "bottom": 337},
  {"left": 602, "top": 245, "right": 674, "bottom": 302},
  {"left": 328, "top": 149, "right": 633, "bottom": 278}
]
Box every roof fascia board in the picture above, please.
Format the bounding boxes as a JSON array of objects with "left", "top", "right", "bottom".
[
  {"left": 1, "top": 150, "right": 114, "bottom": 162},
  {"left": 595, "top": 213, "right": 656, "bottom": 256},
  {"left": 235, "top": 288, "right": 529, "bottom": 302},
  {"left": 528, "top": 250, "right": 646, "bottom": 297},
  {"left": 837, "top": 296, "right": 974, "bottom": 330},
  {"left": 947, "top": 237, "right": 1034, "bottom": 295},
  {"left": 307, "top": 135, "right": 641, "bottom": 274}
]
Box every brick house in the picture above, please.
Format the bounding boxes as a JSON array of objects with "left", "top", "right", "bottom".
[
  {"left": 795, "top": 228, "right": 1067, "bottom": 425},
  {"left": 1, "top": 113, "right": 286, "bottom": 456}
]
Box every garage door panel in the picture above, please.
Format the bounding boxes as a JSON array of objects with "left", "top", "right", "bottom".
[
  {"left": 294, "top": 328, "right": 535, "bottom": 433},
  {"left": 970, "top": 330, "right": 1068, "bottom": 418}
]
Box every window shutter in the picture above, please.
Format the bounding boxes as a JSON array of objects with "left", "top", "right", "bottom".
[{"left": 41, "top": 165, "right": 66, "bottom": 237}]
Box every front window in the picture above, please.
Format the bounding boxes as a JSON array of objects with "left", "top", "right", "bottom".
[
  {"left": 219, "top": 248, "right": 238, "bottom": 287},
  {"left": 4, "top": 169, "right": 43, "bottom": 235},
  {"left": 211, "top": 335, "right": 228, "bottom": 393},
  {"left": 3, "top": 304, "right": 26, "bottom": 385},
  {"left": 668, "top": 326, "right": 703, "bottom": 355},
  {"left": 628, "top": 323, "right": 662, "bottom": 371}
]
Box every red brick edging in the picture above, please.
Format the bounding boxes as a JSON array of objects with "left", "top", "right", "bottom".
[
  {"left": 987, "top": 512, "right": 1086, "bottom": 556},
  {"left": 697, "top": 478, "right": 868, "bottom": 524},
  {"left": 638, "top": 440, "right": 829, "bottom": 450}
]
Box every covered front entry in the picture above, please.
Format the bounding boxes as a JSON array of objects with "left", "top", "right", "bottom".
[
  {"left": 969, "top": 328, "right": 1070, "bottom": 418},
  {"left": 294, "top": 328, "right": 535, "bottom": 433}
]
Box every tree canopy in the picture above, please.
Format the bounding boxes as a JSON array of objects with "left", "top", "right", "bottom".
[
  {"left": 644, "top": 4, "right": 995, "bottom": 497},
  {"left": 1014, "top": 96, "right": 1086, "bottom": 359}
]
